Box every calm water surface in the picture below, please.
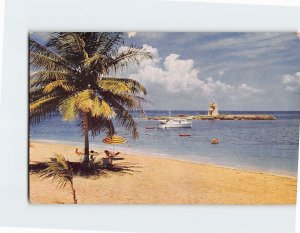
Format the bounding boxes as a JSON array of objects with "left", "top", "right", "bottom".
[{"left": 30, "top": 111, "right": 300, "bottom": 176}]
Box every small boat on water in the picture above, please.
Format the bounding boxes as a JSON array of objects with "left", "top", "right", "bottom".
[
  {"left": 179, "top": 133, "right": 192, "bottom": 137},
  {"left": 157, "top": 110, "right": 192, "bottom": 129},
  {"left": 145, "top": 126, "right": 155, "bottom": 129},
  {"left": 211, "top": 138, "right": 219, "bottom": 144},
  {"left": 158, "top": 118, "right": 192, "bottom": 129}
]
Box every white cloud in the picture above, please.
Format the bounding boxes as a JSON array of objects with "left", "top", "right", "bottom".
[
  {"left": 202, "top": 77, "right": 234, "bottom": 96},
  {"left": 282, "top": 72, "right": 300, "bottom": 92},
  {"left": 128, "top": 32, "right": 136, "bottom": 38},
  {"left": 124, "top": 33, "right": 299, "bottom": 110},
  {"left": 141, "top": 44, "right": 160, "bottom": 66},
  {"left": 129, "top": 50, "right": 231, "bottom": 95},
  {"left": 117, "top": 43, "right": 267, "bottom": 110},
  {"left": 129, "top": 52, "right": 201, "bottom": 93},
  {"left": 117, "top": 44, "right": 160, "bottom": 72},
  {"left": 238, "top": 83, "right": 265, "bottom": 96},
  {"left": 127, "top": 45, "right": 264, "bottom": 100}
]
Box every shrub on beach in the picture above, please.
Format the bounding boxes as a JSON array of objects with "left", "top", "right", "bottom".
[{"left": 39, "top": 154, "right": 78, "bottom": 204}]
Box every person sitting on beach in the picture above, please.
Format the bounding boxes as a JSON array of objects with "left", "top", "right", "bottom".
[
  {"left": 90, "top": 150, "right": 100, "bottom": 155},
  {"left": 103, "top": 150, "right": 121, "bottom": 166},
  {"left": 75, "top": 148, "right": 83, "bottom": 156},
  {"left": 104, "top": 150, "right": 120, "bottom": 158}
]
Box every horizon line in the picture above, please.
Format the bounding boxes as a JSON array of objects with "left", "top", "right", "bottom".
[{"left": 142, "top": 109, "right": 300, "bottom": 112}]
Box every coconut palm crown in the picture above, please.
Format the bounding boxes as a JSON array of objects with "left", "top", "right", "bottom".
[{"left": 29, "top": 32, "right": 152, "bottom": 162}]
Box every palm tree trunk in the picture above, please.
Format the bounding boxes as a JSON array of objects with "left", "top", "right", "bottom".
[
  {"left": 70, "top": 183, "right": 77, "bottom": 204},
  {"left": 82, "top": 112, "right": 89, "bottom": 162}
]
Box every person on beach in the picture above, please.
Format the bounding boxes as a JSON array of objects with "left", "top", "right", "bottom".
[
  {"left": 104, "top": 150, "right": 120, "bottom": 157},
  {"left": 75, "top": 148, "right": 83, "bottom": 156},
  {"left": 104, "top": 150, "right": 121, "bottom": 166}
]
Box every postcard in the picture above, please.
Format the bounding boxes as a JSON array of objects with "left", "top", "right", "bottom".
[{"left": 29, "top": 32, "right": 299, "bottom": 204}]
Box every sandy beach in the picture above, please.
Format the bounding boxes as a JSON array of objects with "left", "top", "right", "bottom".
[{"left": 29, "top": 141, "right": 297, "bottom": 204}]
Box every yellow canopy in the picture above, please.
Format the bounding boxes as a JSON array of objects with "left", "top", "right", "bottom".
[{"left": 102, "top": 135, "right": 126, "bottom": 144}]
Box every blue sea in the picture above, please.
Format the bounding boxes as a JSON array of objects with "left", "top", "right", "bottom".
[{"left": 30, "top": 111, "right": 300, "bottom": 176}]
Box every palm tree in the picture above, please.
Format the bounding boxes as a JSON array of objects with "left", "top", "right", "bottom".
[
  {"left": 40, "top": 154, "right": 77, "bottom": 204},
  {"left": 29, "top": 32, "right": 152, "bottom": 162}
]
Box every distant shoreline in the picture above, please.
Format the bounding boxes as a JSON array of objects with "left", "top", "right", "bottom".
[
  {"left": 142, "top": 110, "right": 300, "bottom": 112},
  {"left": 146, "top": 114, "right": 276, "bottom": 121}
]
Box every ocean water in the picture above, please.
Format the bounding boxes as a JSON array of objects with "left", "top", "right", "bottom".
[{"left": 30, "top": 111, "right": 300, "bottom": 176}]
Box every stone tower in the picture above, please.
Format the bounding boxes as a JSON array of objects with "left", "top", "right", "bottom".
[{"left": 208, "top": 102, "right": 219, "bottom": 116}]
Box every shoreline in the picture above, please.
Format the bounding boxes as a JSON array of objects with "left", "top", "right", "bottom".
[
  {"left": 30, "top": 139, "right": 297, "bottom": 179},
  {"left": 29, "top": 140, "right": 297, "bottom": 204}
]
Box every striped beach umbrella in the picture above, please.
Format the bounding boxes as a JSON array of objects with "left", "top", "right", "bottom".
[{"left": 102, "top": 135, "right": 126, "bottom": 145}]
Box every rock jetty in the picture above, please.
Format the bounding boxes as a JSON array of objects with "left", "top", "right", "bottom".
[{"left": 146, "top": 114, "right": 276, "bottom": 121}]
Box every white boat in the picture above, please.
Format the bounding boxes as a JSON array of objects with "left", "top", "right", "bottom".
[{"left": 157, "top": 118, "right": 192, "bottom": 129}]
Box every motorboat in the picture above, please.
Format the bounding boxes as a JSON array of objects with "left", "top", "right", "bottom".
[
  {"left": 211, "top": 138, "right": 220, "bottom": 144},
  {"left": 145, "top": 126, "right": 155, "bottom": 129},
  {"left": 157, "top": 118, "right": 192, "bottom": 129},
  {"left": 178, "top": 134, "right": 192, "bottom": 137}
]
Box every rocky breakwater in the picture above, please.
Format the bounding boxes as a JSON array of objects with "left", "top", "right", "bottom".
[{"left": 146, "top": 114, "right": 276, "bottom": 121}]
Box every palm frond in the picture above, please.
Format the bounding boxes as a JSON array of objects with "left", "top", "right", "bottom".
[
  {"left": 74, "top": 90, "right": 94, "bottom": 112},
  {"left": 30, "top": 70, "right": 72, "bottom": 88},
  {"left": 80, "top": 115, "right": 115, "bottom": 137},
  {"left": 116, "top": 108, "right": 139, "bottom": 139},
  {"left": 82, "top": 52, "right": 113, "bottom": 75},
  {"left": 107, "top": 97, "right": 139, "bottom": 139},
  {"left": 30, "top": 52, "right": 71, "bottom": 72},
  {"left": 30, "top": 95, "right": 56, "bottom": 112},
  {"left": 59, "top": 95, "right": 78, "bottom": 121},
  {"left": 43, "top": 79, "right": 75, "bottom": 93},
  {"left": 98, "top": 77, "right": 147, "bottom": 95},
  {"left": 29, "top": 32, "right": 153, "bottom": 152},
  {"left": 59, "top": 90, "right": 116, "bottom": 120},
  {"left": 111, "top": 47, "right": 153, "bottom": 72},
  {"left": 40, "top": 154, "right": 73, "bottom": 189},
  {"left": 100, "top": 32, "right": 124, "bottom": 55},
  {"left": 90, "top": 97, "right": 116, "bottom": 119},
  {"left": 29, "top": 90, "right": 62, "bottom": 124},
  {"left": 47, "top": 32, "right": 89, "bottom": 62},
  {"left": 30, "top": 38, "right": 74, "bottom": 69}
]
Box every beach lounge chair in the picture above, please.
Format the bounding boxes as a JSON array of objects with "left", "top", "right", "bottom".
[
  {"left": 104, "top": 150, "right": 120, "bottom": 158},
  {"left": 102, "top": 150, "right": 121, "bottom": 167}
]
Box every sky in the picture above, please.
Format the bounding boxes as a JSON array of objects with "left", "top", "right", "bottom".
[{"left": 30, "top": 32, "right": 300, "bottom": 111}]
